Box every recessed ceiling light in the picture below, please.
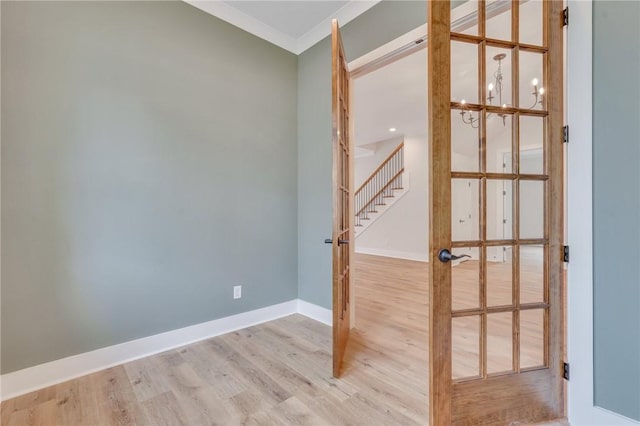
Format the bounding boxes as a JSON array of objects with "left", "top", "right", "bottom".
[{"left": 389, "top": 127, "right": 397, "bottom": 132}]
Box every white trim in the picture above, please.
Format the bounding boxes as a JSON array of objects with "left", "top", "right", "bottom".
[
  {"left": 184, "top": 0, "right": 298, "bottom": 53},
  {"left": 183, "top": 1, "right": 380, "bottom": 55},
  {"left": 296, "top": 1, "right": 381, "bottom": 55},
  {"left": 1, "top": 300, "right": 300, "bottom": 401},
  {"left": 349, "top": 24, "right": 426, "bottom": 70},
  {"left": 355, "top": 246, "right": 428, "bottom": 263},
  {"left": 297, "top": 300, "right": 332, "bottom": 326},
  {"left": 566, "top": 1, "right": 638, "bottom": 424}
]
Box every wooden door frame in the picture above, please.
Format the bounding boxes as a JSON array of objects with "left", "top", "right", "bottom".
[
  {"left": 428, "top": 1, "right": 566, "bottom": 423},
  {"left": 428, "top": 3, "right": 454, "bottom": 423},
  {"left": 331, "top": 19, "right": 355, "bottom": 378}
]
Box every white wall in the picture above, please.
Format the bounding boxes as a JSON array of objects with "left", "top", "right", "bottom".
[
  {"left": 355, "top": 134, "right": 428, "bottom": 261},
  {"left": 354, "top": 137, "right": 403, "bottom": 188}
]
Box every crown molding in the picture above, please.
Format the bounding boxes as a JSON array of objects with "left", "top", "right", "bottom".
[
  {"left": 184, "top": 0, "right": 299, "bottom": 53},
  {"left": 183, "top": 1, "right": 381, "bottom": 55},
  {"left": 295, "top": 1, "right": 381, "bottom": 54}
]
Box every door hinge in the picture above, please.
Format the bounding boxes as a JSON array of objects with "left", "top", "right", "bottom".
[
  {"left": 563, "top": 7, "right": 569, "bottom": 27},
  {"left": 563, "top": 125, "right": 569, "bottom": 143},
  {"left": 563, "top": 245, "right": 570, "bottom": 262},
  {"left": 563, "top": 362, "right": 570, "bottom": 380}
]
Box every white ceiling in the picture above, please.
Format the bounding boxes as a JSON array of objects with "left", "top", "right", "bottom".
[
  {"left": 222, "top": 1, "right": 348, "bottom": 38},
  {"left": 354, "top": 49, "right": 427, "bottom": 147},
  {"left": 184, "top": 0, "right": 380, "bottom": 54}
]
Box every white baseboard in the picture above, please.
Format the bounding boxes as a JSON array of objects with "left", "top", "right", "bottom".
[
  {"left": 355, "top": 246, "right": 428, "bottom": 262},
  {"left": 297, "top": 299, "right": 332, "bottom": 326},
  {"left": 1, "top": 299, "right": 306, "bottom": 401}
]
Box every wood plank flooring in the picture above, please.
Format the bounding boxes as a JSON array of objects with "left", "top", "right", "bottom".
[{"left": 1, "top": 254, "right": 566, "bottom": 425}]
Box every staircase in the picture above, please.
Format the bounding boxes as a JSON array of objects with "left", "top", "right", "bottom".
[{"left": 355, "top": 142, "right": 407, "bottom": 235}]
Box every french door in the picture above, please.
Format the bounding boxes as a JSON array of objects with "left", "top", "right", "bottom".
[
  {"left": 428, "top": 1, "right": 565, "bottom": 424},
  {"left": 330, "top": 19, "right": 352, "bottom": 378}
]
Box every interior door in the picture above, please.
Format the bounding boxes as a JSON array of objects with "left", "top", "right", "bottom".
[
  {"left": 428, "top": 1, "right": 565, "bottom": 424},
  {"left": 331, "top": 19, "right": 352, "bottom": 378}
]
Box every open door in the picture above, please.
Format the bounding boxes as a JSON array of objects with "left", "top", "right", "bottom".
[
  {"left": 429, "top": 1, "right": 565, "bottom": 424},
  {"left": 331, "top": 19, "right": 352, "bottom": 378}
]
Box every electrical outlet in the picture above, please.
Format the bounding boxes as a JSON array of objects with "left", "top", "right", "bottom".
[{"left": 233, "top": 285, "right": 242, "bottom": 299}]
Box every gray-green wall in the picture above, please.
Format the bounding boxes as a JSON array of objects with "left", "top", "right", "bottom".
[
  {"left": 593, "top": 1, "right": 640, "bottom": 421},
  {"left": 1, "top": 1, "right": 298, "bottom": 374},
  {"left": 297, "top": 1, "right": 427, "bottom": 308}
]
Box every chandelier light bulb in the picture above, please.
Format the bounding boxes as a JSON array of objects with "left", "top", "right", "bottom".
[{"left": 460, "top": 54, "right": 545, "bottom": 129}]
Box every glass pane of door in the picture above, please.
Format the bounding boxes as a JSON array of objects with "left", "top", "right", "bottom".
[
  {"left": 453, "top": 247, "right": 481, "bottom": 310},
  {"left": 487, "top": 312, "right": 514, "bottom": 374},
  {"left": 453, "top": 315, "right": 481, "bottom": 380},
  {"left": 486, "top": 0, "right": 512, "bottom": 41},
  {"left": 520, "top": 308, "right": 546, "bottom": 369},
  {"left": 452, "top": 179, "right": 480, "bottom": 242},
  {"left": 447, "top": 0, "right": 553, "bottom": 386}
]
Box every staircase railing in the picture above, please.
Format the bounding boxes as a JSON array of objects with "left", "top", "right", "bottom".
[{"left": 355, "top": 142, "right": 404, "bottom": 227}]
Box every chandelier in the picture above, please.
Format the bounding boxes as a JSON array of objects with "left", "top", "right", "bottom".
[{"left": 459, "top": 53, "right": 544, "bottom": 129}]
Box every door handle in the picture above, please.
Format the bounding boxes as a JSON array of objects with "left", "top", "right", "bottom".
[
  {"left": 438, "top": 249, "right": 471, "bottom": 263},
  {"left": 324, "top": 239, "right": 349, "bottom": 245}
]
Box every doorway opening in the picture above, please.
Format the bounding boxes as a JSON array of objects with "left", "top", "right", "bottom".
[
  {"left": 347, "top": 44, "right": 430, "bottom": 412},
  {"left": 331, "top": 1, "right": 564, "bottom": 423}
]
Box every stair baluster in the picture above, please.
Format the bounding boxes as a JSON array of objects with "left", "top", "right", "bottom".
[{"left": 354, "top": 142, "right": 405, "bottom": 229}]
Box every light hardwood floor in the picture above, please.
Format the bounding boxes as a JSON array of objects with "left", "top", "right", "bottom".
[{"left": 1, "top": 254, "right": 565, "bottom": 425}]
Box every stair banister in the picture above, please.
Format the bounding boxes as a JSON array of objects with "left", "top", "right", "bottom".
[{"left": 354, "top": 142, "right": 405, "bottom": 228}]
